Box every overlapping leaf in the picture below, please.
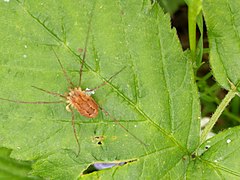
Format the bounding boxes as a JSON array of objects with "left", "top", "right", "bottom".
[{"left": 203, "top": 0, "right": 240, "bottom": 90}]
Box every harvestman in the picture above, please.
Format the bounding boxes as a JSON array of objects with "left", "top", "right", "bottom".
[{"left": 0, "top": 20, "right": 146, "bottom": 157}]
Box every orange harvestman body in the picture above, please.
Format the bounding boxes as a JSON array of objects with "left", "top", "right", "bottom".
[
  {"left": 0, "top": 11, "right": 147, "bottom": 156},
  {"left": 67, "top": 87, "right": 98, "bottom": 118}
]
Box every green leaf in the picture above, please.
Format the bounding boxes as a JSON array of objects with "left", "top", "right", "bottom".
[
  {"left": 188, "top": 126, "right": 240, "bottom": 179},
  {"left": 0, "top": 147, "right": 41, "bottom": 179},
  {"left": 203, "top": 0, "right": 240, "bottom": 90},
  {"left": 0, "top": 0, "right": 203, "bottom": 179}
]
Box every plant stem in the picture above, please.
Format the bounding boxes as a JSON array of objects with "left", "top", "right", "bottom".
[
  {"left": 188, "top": 5, "right": 197, "bottom": 60},
  {"left": 201, "top": 87, "right": 237, "bottom": 143}
]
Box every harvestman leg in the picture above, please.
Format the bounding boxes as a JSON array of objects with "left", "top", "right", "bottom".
[
  {"left": 84, "top": 66, "right": 126, "bottom": 93},
  {"left": 51, "top": 48, "right": 75, "bottom": 88},
  {"left": 99, "top": 106, "right": 148, "bottom": 147},
  {"left": 0, "top": 86, "right": 66, "bottom": 104},
  {"left": 31, "top": 86, "right": 66, "bottom": 98},
  {"left": 0, "top": 97, "right": 64, "bottom": 104},
  {"left": 66, "top": 105, "right": 81, "bottom": 157},
  {"left": 78, "top": 12, "right": 94, "bottom": 87}
]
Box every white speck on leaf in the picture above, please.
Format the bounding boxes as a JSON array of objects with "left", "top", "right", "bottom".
[
  {"left": 23, "top": 54, "right": 27, "bottom": 58},
  {"left": 226, "top": 139, "right": 231, "bottom": 144},
  {"left": 4, "top": 0, "right": 10, "bottom": 2},
  {"left": 134, "top": 125, "right": 137, "bottom": 128},
  {"left": 215, "top": 157, "right": 223, "bottom": 162},
  {"left": 85, "top": 88, "right": 95, "bottom": 95},
  {"left": 24, "top": 45, "right": 27, "bottom": 48}
]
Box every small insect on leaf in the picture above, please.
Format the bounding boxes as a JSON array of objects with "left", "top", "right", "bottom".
[{"left": 0, "top": 3, "right": 147, "bottom": 157}]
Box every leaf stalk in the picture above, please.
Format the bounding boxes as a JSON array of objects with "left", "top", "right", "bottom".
[{"left": 200, "top": 84, "right": 238, "bottom": 143}]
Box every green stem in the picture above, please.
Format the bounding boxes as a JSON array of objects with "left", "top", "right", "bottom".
[
  {"left": 188, "top": 5, "right": 197, "bottom": 60},
  {"left": 187, "top": 0, "right": 202, "bottom": 67},
  {"left": 201, "top": 88, "right": 237, "bottom": 143}
]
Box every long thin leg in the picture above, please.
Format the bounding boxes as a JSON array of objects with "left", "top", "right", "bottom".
[
  {"left": 78, "top": 3, "right": 95, "bottom": 86},
  {"left": 51, "top": 47, "right": 75, "bottom": 88},
  {"left": 31, "top": 86, "right": 66, "bottom": 99},
  {"left": 85, "top": 66, "right": 126, "bottom": 92},
  {"left": 78, "top": 46, "right": 87, "bottom": 87},
  {"left": 68, "top": 106, "right": 81, "bottom": 157},
  {"left": 0, "top": 86, "right": 66, "bottom": 104},
  {"left": 99, "top": 106, "right": 148, "bottom": 147},
  {"left": 0, "top": 97, "right": 64, "bottom": 104}
]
